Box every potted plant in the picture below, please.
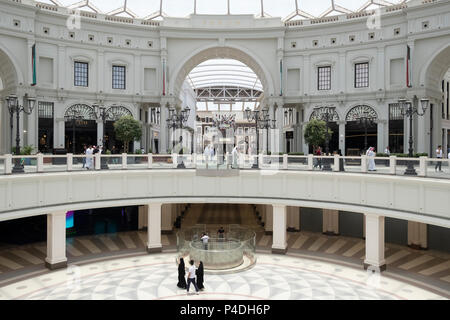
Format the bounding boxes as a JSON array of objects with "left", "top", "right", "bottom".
[
  {"left": 113, "top": 115, "right": 143, "bottom": 154},
  {"left": 21, "top": 145, "right": 35, "bottom": 165}
]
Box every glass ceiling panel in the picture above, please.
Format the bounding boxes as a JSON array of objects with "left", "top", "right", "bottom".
[
  {"left": 37, "top": 0, "right": 409, "bottom": 20},
  {"left": 187, "top": 59, "right": 262, "bottom": 91}
]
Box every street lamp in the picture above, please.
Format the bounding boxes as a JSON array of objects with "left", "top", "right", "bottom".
[
  {"left": 313, "top": 105, "right": 336, "bottom": 171},
  {"left": 166, "top": 106, "right": 191, "bottom": 168},
  {"left": 6, "top": 94, "right": 36, "bottom": 173},
  {"left": 64, "top": 108, "right": 83, "bottom": 161},
  {"left": 398, "top": 96, "right": 429, "bottom": 175},
  {"left": 212, "top": 113, "right": 236, "bottom": 165},
  {"left": 260, "top": 109, "right": 276, "bottom": 155},
  {"left": 245, "top": 107, "right": 275, "bottom": 169},
  {"left": 357, "top": 111, "right": 375, "bottom": 152},
  {"left": 93, "top": 104, "right": 111, "bottom": 170}
]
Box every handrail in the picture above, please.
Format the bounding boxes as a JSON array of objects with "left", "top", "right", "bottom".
[{"left": 0, "top": 153, "right": 449, "bottom": 179}]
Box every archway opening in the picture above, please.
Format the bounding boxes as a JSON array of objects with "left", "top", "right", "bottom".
[
  {"left": 181, "top": 56, "right": 265, "bottom": 162},
  {"left": 64, "top": 104, "right": 97, "bottom": 154},
  {"left": 345, "top": 105, "right": 378, "bottom": 155}
]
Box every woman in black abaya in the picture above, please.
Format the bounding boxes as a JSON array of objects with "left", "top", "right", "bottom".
[
  {"left": 196, "top": 261, "right": 205, "bottom": 290},
  {"left": 177, "top": 257, "right": 187, "bottom": 289}
]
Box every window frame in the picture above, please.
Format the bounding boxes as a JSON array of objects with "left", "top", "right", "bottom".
[
  {"left": 354, "top": 62, "right": 369, "bottom": 88},
  {"left": 317, "top": 66, "right": 331, "bottom": 91},
  {"left": 74, "top": 61, "right": 89, "bottom": 87},
  {"left": 112, "top": 65, "right": 126, "bottom": 90}
]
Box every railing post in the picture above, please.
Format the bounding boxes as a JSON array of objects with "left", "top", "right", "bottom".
[
  {"left": 193, "top": 153, "right": 197, "bottom": 168},
  {"left": 5, "top": 154, "right": 12, "bottom": 174},
  {"left": 389, "top": 156, "right": 396, "bottom": 175},
  {"left": 148, "top": 153, "right": 153, "bottom": 169},
  {"left": 361, "top": 155, "right": 367, "bottom": 173},
  {"left": 419, "top": 156, "right": 427, "bottom": 177},
  {"left": 307, "top": 154, "right": 313, "bottom": 170},
  {"left": 122, "top": 153, "right": 127, "bottom": 169},
  {"left": 172, "top": 153, "right": 177, "bottom": 169},
  {"left": 37, "top": 153, "right": 44, "bottom": 173},
  {"left": 333, "top": 154, "right": 339, "bottom": 172},
  {"left": 67, "top": 154, "right": 73, "bottom": 172},
  {"left": 283, "top": 154, "right": 288, "bottom": 170},
  {"left": 95, "top": 153, "right": 101, "bottom": 170}
]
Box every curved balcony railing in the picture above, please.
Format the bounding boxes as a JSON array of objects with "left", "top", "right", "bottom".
[
  {"left": 177, "top": 225, "right": 256, "bottom": 270},
  {"left": 0, "top": 153, "right": 449, "bottom": 179}
]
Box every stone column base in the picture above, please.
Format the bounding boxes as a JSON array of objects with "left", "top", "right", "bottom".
[
  {"left": 272, "top": 247, "right": 287, "bottom": 255},
  {"left": 408, "top": 244, "right": 428, "bottom": 250},
  {"left": 147, "top": 246, "right": 163, "bottom": 253},
  {"left": 45, "top": 260, "right": 67, "bottom": 270},
  {"left": 323, "top": 231, "right": 340, "bottom": 236},
  {"left": 363, "top": 263, "right": 386, "bottom": 272}
]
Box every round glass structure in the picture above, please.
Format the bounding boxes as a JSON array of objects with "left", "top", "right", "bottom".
[{"left": 177, "top": 225, "right": 256, "bottom": 270}]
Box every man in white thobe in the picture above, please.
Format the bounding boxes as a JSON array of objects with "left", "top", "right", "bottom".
[
  {"left": 232, "top": 145, "right": 239, "bottom": 168},
  {"left": 85, "top": 146, "right": 93, "bottom": 170}
]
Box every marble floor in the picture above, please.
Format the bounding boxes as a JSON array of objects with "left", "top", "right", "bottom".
[{"left": 0, "top": 253, "right": 446, "bottom": 300}]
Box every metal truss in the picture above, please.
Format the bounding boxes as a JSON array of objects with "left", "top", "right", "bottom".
[
  {"left": 195, "top": 86, "right": 263, "bottom": 103},
  {"left": 34, "top": 0, "right": 412, "bottom": 22}
]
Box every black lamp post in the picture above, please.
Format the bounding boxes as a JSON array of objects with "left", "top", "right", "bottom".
[
  {"left": 64, "top": 108, "right": 83, "bottom": 162},
  {"left": 260, "top": 110, "right": 276, "bottom": 155},
  {"left": 244, "top": 107, "right": 262, "bottom": 168},
  {"left": 212, "top": 113, "right": 236, "bottom": 165},
  {"left": 357, "top": 111, "right": 375, "bottom": 153},
  {"left": 93, "top": 104, "right": 111, "bottom": 170},
  {"left": 166, "top": 106, "right": 191, "bottom": 168},
  {"left": 398, "top": 96, "right": 429, "bottom": 176},
  {"left": 313, "top": 105, "right": 336, "bottom": 171},
  {"left": 6, "top": 94, "right": 36, "bottom": 173}
]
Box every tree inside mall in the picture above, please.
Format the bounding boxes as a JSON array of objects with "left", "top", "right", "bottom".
[
  {"left": 304, "top": 119, "right": 333, "bottom": 152},
  {"left": 113, "top": 115, "right": 142, "bottom": 153}
]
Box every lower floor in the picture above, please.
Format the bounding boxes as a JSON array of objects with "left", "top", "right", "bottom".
[
  {"left": 0, "top": 252, "right": 446, "bottom": 300},
  {"left": 0, "top": 204, "right": 448, "bottom": 299}
]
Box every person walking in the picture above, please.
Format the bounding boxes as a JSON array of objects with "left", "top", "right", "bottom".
[
  {"left": 217, "top": 226, "right": 225, "bottom": 241},
  {"left": 231, "top": 145, "right": 239, "bottom": 169},
  {"left": 177, "top": 257, "right": 187, "bottom": 289},
  {"left": 82, "top": 145, "right": 87, "bottom": 168},
  {"left": 435, "top": 145, "right": 443, "bottom": 172},
  {"left": 186, "top": 259, "right": 199, "bottom": 295},
  {"left": 196, "top": 261, "right": 205, "bottom": 291},
  {"left": 201, "top": 232, "right": 209, "bottom": 250},
  {"left": 85, "top": 145, "right": 93, "bottom": 170},
  {"left": 367, "top": 147, "right": 376, "bottom": 171},
  {"left": 384, "top": 146, "right": 390, "bottom": 156},
  {"left": 314, "top": 146, "right": 322, "bottom": 170}
]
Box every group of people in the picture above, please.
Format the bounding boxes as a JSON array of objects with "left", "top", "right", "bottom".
[
  {"left": 435, "top": 145, "right": 450, "bottom": 172},
  {"left": 177, "top": 258, "right": 204, "bottom": 295},
  {"left": 82, "top": 145, "right": 103, "bottom": 170}
]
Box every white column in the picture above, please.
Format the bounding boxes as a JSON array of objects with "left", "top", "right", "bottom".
[
  {"left": 272, "top": 204, "right": 287, "bottom": 254},
  {"left": 407, "top": 221, "right": 428, "bottom": 250},
  {"left": 161, "top": 203, "right": 173, "bottom": 234},
  {"left": 364, "top": 214, "right": 386, "bottom": 271},
  {"left": 147, "top": 203, "right": 162, "bottom": 253},
  {"left": 287, "top": 207, "right": 295, "bottom": 231},
  {"left": 377, "top": 120, "right": 385, "bottom": 153},
  {"left": 160, "top": 104, "right": 168, "bottom": 153},
  {"left": 97, "top": 120, "right": 104, "bottom": 147},
  {"left": 338, "top": 121, "right": 346, "bottom": 155},
  {"left": 138, "top": 205, "right": 148, "bottom": 230},
  {"left": 322, "top": 209, "right": 339, "bottom": 235},
  {"left": 45, "top": 211, "right": 67, "bottom": 270},
  {"left": 294, "top": 207, "right": 300, "bottom": 231},
  {"left": 265, "top": 205, "right": 273, "bottom": 235},
  {"left": 276, "top": 105, "right": 284, "bottom": 153}
]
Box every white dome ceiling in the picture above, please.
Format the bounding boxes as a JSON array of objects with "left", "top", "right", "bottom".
[{"left": 38, "top": 0, "right": 409, "bottom": 21}]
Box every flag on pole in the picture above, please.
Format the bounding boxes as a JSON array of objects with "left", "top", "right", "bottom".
[
  {"left": 406, "top": 45, "right": 412, "bottom": 88},
  {"left": 31, "top": 44, "right": 37, "bottom": 86}
]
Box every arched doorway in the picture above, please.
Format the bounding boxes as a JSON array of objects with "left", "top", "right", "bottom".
[
  {"left": 64, "top": 104, "right": 97, "bottom": 154},
  {"left": 309, "top": 108, "right": 340, "bottom": 154},
  {"left": 172, "top": 46, "right": 273, "bottom": 159},
  {"left": 0, "top": 46, "right": 22, "bottom": 154},
  {"left": 345, "top": 105, "right": 378, "bottom": 154},
  {"left": 104, "top": 105, "right": 133, "bottom": 153}
]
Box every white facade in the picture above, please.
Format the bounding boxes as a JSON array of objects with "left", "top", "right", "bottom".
[{"left": 0, "top": 0, "right": 450, "bottom": 155}]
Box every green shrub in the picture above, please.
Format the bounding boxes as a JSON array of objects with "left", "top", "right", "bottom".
[{"left": 288, "top": 152, "right": 305, "bottom": 156}]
